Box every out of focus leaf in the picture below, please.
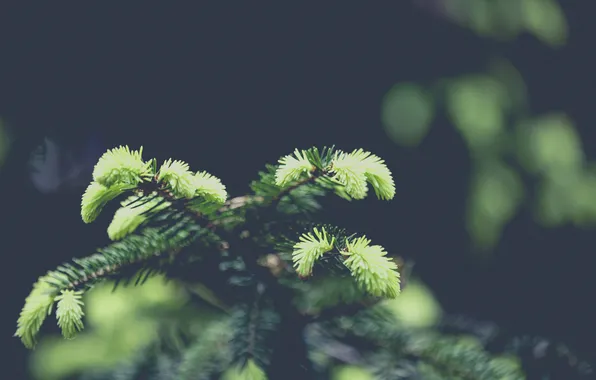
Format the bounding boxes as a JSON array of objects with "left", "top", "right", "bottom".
[
  {"left": 332, "top": 365, "right": 374, "bottom": 380},
  {"left": 490, "top": 0, "right": 525, "bottom": 39},
  {"left": 570, "top": 170, "right": 596, "bottom": 227},
  {"left": 381, "top": 83, "right": 434, "bottom": 147},
  {"left": 29, "top": 277, "right": 192, "bottom": 380},
  {"left": 535, "top": 174, "right": 575, "bottom": 227},
  {"left": 522, "top": 0, "right": 568, "bottom": 47},
  {"left": 221, "top": 359, "right": 267, "bottom": 380},
  {"left": 487, "top": 58, "right": 528, "bottom": 114},
  {"left": 537, "top": 169, "right": 596, "bottom": 227},
  {"left": 465, "top": 0, "right": 525, "bottom": 39},
  {"left": 382, "top": 280, "right": 442, "bottom": 328},
  {"left": 466, "top": 0, "right": 492, "bottom": 36},
  {"left": 467, "top": 160, "right": 523, "bottom": 250},
  {"left": 517, "top": 114, "right": 583, "bottom": 178},
  {"left": 446, "top": 75, "right": 507, "bottom": 152},
  {"left": 434, "top": 0, "right": 567, "bottom": 47}
]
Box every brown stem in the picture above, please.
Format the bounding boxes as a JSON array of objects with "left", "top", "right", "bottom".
[{"left": 272, "top": 174, "right": 319, "bottom": 203}]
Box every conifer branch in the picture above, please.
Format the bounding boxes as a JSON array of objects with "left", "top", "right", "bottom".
[
  {"left": 48, "top": 224, "right": 201, "bottom": 291},
  {"left": 16, "top": 144, "right": 540, "bottom": 379}
]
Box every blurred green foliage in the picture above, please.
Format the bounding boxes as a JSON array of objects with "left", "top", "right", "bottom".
[
  {"left": 381, "top": 84, "right": 434, "bottom": 147},
  {"left": 382, "top": 280, "right": 442, "bottom": 329},
  {"left": 221, "top": 360, "right": 267, "bottom": 380},
  {"left": 330, "top": 281, "right": 447, "bottom": 380},
  {"left": 332, "top": 365, "right": 374, "bottom": 380},
  {"left": 446, "top": 75, "right": 507, "bottom": 153},
  {"left": 32, "top": 277, "right": 445, "bottom": 380},
  {"left": 29, "top": 277, "right": 210, "bottom": 380},
  {"left": 467, "top": 159, "right": 524, "bottom": 250},
  {"left": 444, "top": 0, "right": 567, "bottom": 46},
  {"left": 382, "top": 0, "right": 584, "bottom": 251}
]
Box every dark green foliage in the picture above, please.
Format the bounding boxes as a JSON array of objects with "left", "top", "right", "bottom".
[
  {"left": 17, "top": 145, "right": 552, "bottom": 380},
  {"left": 228, "top": 300, "right": 281, "bottom": 370},
  {"left": 177, "top": 319, "right": 235, "bottom": 380},
  {"left": 44, "top": 222, "right": 203, "bottom": 292},
  {"left": 308, "top": 308, "right": 526, "bottom": 380}
]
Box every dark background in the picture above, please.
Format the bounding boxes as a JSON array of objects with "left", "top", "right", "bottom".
[{"left": 0, "top": 2, "right": 594, "bottom": 378}]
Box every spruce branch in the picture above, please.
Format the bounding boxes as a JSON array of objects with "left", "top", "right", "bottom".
[
  {"left": 81, "top": 182, "right": 137, "bottom": 223},
  {"left": 54, "top": 289, "right": 85, "bottom": 340},
  {"left": 15, "top": 278, "right": 56, "bottom": 349},
  {"left": 92, "top": 145, "right": 154, "bottom": 187},
  {"left": 262, "top": 146, "right": 397, "bottom": 212},
  {"left": 275, "top": 149, "right": 314, "bottom": 186},
  {"left": 292, "top": 227, "right": 335, "bottom": 277},
  {"left": 83, "top": 145, "right": 228, "bottom": 230},
  {"left": 288, "top": 227, "right": 400, "bottom": 299},
  {"left": 23, "top": 144, "right": 528, "bottom": 379},
  {"left": 49, "top": 224, "right": 202, "bottom": 292},
  {"left": 14, "top": 223, "right": 203, "bottom": 348},
  {"left": 342, "top": 236, "right": 400, "bottom": 298}
]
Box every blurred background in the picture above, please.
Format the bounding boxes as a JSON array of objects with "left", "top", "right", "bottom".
[{"left": 1, "top": 1, "right": 594, "bottom": 379}]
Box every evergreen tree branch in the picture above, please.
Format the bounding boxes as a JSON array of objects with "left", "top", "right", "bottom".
[
  {"left": 48, "top": 223, "right": 203, "bottom": 292},
  {"left": 16, "top": 144, "right": 545, "bottom": 380}
]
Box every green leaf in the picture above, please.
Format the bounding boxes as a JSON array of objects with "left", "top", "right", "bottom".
[
  {"left": 446, "top": 76, "right": 506, "bottom": 152},
  {"left": 381, "top": 83, "right": 434, "bottom": 147},
  {"left": 522, "top": 0, "right": 567, "bottom": 47},
  {"left": 467, "top": 160, "right": 523, "bottom": 250},
  {"left": 520, "top": 114, "right": 584, "bottom": 177}
]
